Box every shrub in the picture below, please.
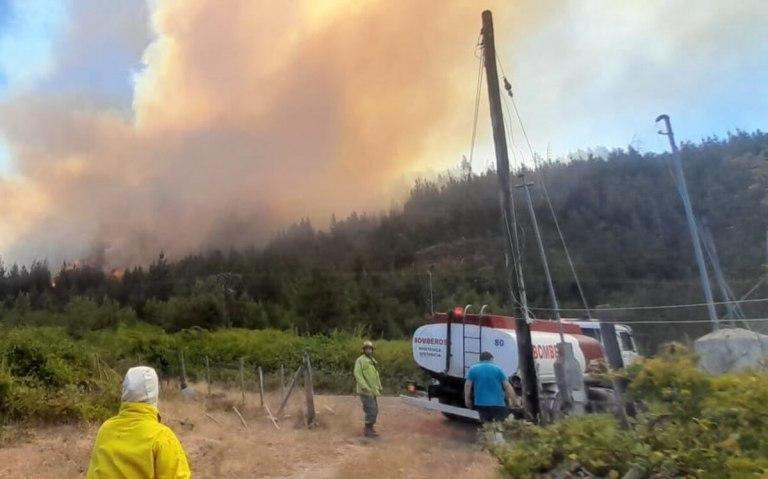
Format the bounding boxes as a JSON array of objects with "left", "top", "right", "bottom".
[
  {"left": 492, "top": 345, "right": 768, "bottom": 478},
  {"left": 0, "top": 328, "right": 120, "bottom": 423},
  {"left": 0, "top": 323, "right": 421, "bottom": 424}
]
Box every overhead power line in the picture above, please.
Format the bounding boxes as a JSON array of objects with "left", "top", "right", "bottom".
[
  {"left": 598, "top": 317, "right": 768, "bottom": 325},
  {"left": 494, "top": 53, "right": 594, "bottom": 319},
  {"left": 530, "top": 296, "right": 768, "bottom": 313}
]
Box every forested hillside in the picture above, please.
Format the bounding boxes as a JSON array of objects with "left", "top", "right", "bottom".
[{"left": 1, "top": 131, "right": 767, "bottom": 351}]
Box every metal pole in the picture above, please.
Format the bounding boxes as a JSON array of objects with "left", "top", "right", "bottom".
[
  {"left": 463, "top": 304, "right": 474, "bottom": 373},
  {"left": 517, "top": 176, "right": 562, "bottom": 326},
  {"left": 482, "top": 9, "right": 539, "bottom": 419},
  {"left": 258, "top": 366, "right": 265, "bottom": 408},
  {"left": 656, "top": 114, "right": 718, "bottom": 330},
  {"left": 516, "top": 175, "right": 581, "bottom": 414},
  {"left": 699, "top": 223, "right": 744, "bottom": 322}
]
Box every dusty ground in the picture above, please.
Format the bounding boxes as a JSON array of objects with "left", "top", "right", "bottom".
[{"left": 0, "top": 386, "right": 500, "bottom": 478}]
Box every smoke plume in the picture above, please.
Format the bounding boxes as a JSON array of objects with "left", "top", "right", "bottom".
[
  {"left": 1, "top": 0, "right": 765, "bottom": 267},
  {"left": 0, "top": 1, "right": 524, "bottom": 266}
]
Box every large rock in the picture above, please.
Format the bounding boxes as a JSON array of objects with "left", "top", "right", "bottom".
[{"left": 694, "top": 327, "right": 768, "bottom": 374}]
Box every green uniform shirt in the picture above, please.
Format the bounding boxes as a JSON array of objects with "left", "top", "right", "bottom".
[{"left": 354, "top": 354, "right": 382, "bottom": 396}]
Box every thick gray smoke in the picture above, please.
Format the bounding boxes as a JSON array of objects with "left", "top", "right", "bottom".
[{"left": 0, "top": 0, "right": 765, "bottom": 267}]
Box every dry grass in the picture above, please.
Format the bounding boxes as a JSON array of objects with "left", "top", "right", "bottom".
[{"left": 0, "top": 384, "right": 500, "bottom": 478}]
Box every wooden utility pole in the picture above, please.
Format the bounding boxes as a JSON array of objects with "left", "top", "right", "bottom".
[
  {"left": 599, "top": 321, "right": 634, "bottom": 423},
  {"left": 481, "top": 10, "right": 540, "bottom": 419}
]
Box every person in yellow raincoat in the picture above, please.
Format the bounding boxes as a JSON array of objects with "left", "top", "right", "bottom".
[{"left": 86, "top": 366, "right": 191, "bottom": 479}]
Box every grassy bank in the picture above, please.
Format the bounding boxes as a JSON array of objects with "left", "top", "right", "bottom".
[{"left": 0, "top": 324, "right": 420, "bottom": 423}]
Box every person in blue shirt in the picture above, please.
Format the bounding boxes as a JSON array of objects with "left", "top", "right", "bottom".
[{"left": 464, "top": 351, "right": 519, "bottom": 423}]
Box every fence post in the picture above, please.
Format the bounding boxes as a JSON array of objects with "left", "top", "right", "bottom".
[
  {"left": 258, "top": 366, "right": 265, "bottom": 408},
  {"left": 277, "top": 366, "right": 303, "bottom": 417},
  {"left": 179, "top": 350, "right": 188, "bottom": 390},
  {"left": 280, "top": 364, "right": 286, "bottom": 397},
  {"left": 94, "top": 353, "right": 103, "bottom": 381},
  {"left": 205, "top": 356, "right": 211, "bottom": 397},
  {"left": 303, "top": 352, "right": 316, "bottom": 427},
  {"left": 239, "top": 357, "right": 246, "bottom": 405}
]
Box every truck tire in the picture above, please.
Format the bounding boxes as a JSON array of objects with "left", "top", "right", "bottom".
[{"left": 586, "top": 387, "right": 615, "bottom": 413}]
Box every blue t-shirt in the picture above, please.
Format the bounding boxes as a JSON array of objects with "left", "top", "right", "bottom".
[{"left": 466, "top": 361, "right": 507, "bottom": 407}]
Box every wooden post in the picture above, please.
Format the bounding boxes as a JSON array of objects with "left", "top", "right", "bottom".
[
  {"left": 204, "top": 413, "right": 222, "bottom": 426},
  {"left": 276, "top": 366, "right": 303, "bottom": 417},
  {"left": 95, "top": 353, "right": 103, "bottom": 381},
  {"left": 280, "top": 364, "right": 286, "bottom": 397},
  {"left": 239, "top": 357, "right": 246, "bottom": 405},
  {"left": 481, "top": 9, "right": 540, "bottom": 419},
  {"left": 303, "top": 352, "right": 316, "bottom": 426},
  {"left": 599, "top": 321, "right": 634, "bottom": 425},
  {"left": 205, "top": 356, "right": 211, "bottom": 397},
  {"left": 232, "top": 406, "right": 248, "bottom": 430},
  {"left": 179, "top": 350, "right": 188, "bottom": 390},
  {"left": 264, "top": 402, "right": 280, "bottom": 430},
  {"left": 258, "top": 366, "right": 265, "bottom": 408}
]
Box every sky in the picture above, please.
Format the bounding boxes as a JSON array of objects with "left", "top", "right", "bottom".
[{"left": 0, "top": 0, "right": 766, "bottom": 267}]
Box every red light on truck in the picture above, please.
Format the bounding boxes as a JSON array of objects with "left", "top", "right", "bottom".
[{"left": 453, "top": 306, "right": 464, "bottom": 317}]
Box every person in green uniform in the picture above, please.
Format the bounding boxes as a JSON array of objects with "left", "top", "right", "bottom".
[{"left": 354, "top": 340, "right": 382, "bottom": 438}]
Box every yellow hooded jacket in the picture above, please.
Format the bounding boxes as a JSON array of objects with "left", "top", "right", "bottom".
[{"left": 86, "top": 402, "right": 191, "bottom": 479}]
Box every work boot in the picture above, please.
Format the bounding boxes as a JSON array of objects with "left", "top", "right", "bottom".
[{"left": 364, "top": 424, "right": 379, "bottom": 438}]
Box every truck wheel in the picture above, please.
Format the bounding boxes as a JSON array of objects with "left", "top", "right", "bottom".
[
  {"left": 540, "top": 392, "right": 567, "bottom": 424},
  {"left": 587, "top": 387, "right": 614, "bottom": 413}
]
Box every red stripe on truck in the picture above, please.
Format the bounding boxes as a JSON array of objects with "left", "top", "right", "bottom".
[
  {"left": 574, "top": 335, "right": 603, "bottom": 362},
  {"left": 429, "top": 313, "right": 583, "bottom": 335}
]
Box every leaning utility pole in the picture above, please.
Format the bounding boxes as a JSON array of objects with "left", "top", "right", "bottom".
[
  {"left": 516, "top": 175, "right": 561, "bottom": 322},
  {"left": 482, "top": 10, "right": 540, "bottom": 419},
  {"left": 656, "top": 114, "right": 718, "bottom": 331},
  {"left": 516, "top": 175, "right": 585, "bottom": 415}
]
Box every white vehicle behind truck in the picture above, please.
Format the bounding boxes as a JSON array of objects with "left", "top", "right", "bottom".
[{"left": 563, "top": 319, "right": 639, "bottom": 367}]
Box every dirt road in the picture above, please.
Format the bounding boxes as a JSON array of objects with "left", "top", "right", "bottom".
[{"left": 0, "top": 391, "right": 500, "bottom": 478}]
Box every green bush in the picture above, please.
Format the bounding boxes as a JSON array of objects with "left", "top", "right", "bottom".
[
  {"left": 492, "top": 346, "right": 768, "bottom": 478},
  {"left": 0, "top": 328, "right": 120, "bottom": 423},
  {"left": 0, "top": 323, "right": 421, "bottom": 424}
]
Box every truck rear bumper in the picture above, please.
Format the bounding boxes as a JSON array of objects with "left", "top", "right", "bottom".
[{"left": 399, "top": 395, "right": 480, "bottom": 420}]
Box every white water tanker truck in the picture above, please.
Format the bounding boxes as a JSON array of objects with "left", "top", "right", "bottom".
[{"left": 403, "top": 309, "right": 638, "bottom": 421}]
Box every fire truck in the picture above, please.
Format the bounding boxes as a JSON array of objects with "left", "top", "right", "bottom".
[{"left": 403, "top": 309, "right": 638, "bottom": 421}]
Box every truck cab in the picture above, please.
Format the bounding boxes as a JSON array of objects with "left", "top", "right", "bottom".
[{"left": 565, "top": 320, "right": 639, "bottom": 366}]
